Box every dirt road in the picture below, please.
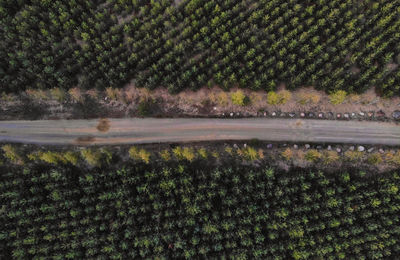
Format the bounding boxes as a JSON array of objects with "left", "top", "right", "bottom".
[{"left": 0, "top": 118, "right": 399, "bottom": 146}]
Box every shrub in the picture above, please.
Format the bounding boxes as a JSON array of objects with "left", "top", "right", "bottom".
[
  {"left": 231, "top": 90, "right": 248, "bottom": 106},
  {"left": 267, "top": 90, "right": 291, "bottom": 105},
  {"left": 278, "top": 90, "right": 291, "bottom": 104},
  {"left": 160, "top": 149, "right": 171, "bottom": 161},
  {"left": 105, "top": 87, "right": 119, "bottom": 101},
  {"left": 217, "top": 92, "right": 229, "bottom": 106},
  {"left": 197, "top": 148, "right": 208, "bottom": 159},
  {"left": 258, "top": 149, "right": 264, "bottom": 159},
  {"left": 367, "top": 153, "right": 383, "bottom": 165},
  {"left": 211, "top": 151, "right": 219, "bottom": 158},
  {"left": 281, "top": 148, "right": 293, "bottom": 161},
  {"left": 297, "top": 92, "right": 321, "bottom": 105},
  {"left": 81, "top": 149, "right": 102, "bottom": 167},
  {"left": 173, "top": 147, "right": 195, "bottom": 162},
  {"left": 39, "top": 151, "right": 67, "bottom": 165},
  {"left": 63, "top": 151, "right": 79, "bottom": 166},
  {"left": 50, "top": 88, "right": 67, "bottom": 102},
  {"left": 129, "top": 147, "right": 151, "bottom": 164},
  {"left": 389, "top": 151, "right": 400, "bottom": 165},
  {"left": 322, "top": 151, "right": 340, "bottom": 165},
  {"left": 25, "top": 89, "right": 49, "bottom": 100},
  {"left": 182, "top": 148, "right": 196, "bottom": 161},
  {"left": 86, "top": 89, "right": 99, "bottom": 99},
  {"left": 329, "top": 90, "right": 347, "bottom": 105},
  {"left": 267, "top": 91, "right": 280, "bottom": 105},
  {"left": 238, "top": 146, "right": 259, "bottom": 161},
  {"left": 305, "top": 149, "right": 322, "bottom": 162},
  {"left": 344, "top": 151, "right": 363, "bottom": 162},
  {"left": 137, "top": 98, "right": 153, "bottom": 116},
  {"left": 1, "top": 145, "right": 23, "bottom": 165},
  {"left": 68, "top": 88, "right": 83, "bottom": 103},
  {"left": 225, "top": 146, "right": 233, "bottom": 155}
]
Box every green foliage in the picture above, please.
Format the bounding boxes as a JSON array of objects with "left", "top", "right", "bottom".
[
  {"left": 137, "top": 98, "right": 153, "bottom": 116},
  {"left": 367, "top": 153, "right": 383, "bottom": 165},
  {"left": 266, "top": 91, "right": 280, "bottom": 105},
  {"left": 305, "top": 149, "right": 322, "bottom": 162},
  {"left": 173, "top": 147, "right": 195, "bottom": 162},
  {"left": 1, "top": 163, "right": 399, "bottom": 258},
  {"left": 38, "top": 151, "right": 67, "bottom": 165},
  {"left": 267, "top": 90, "right": 291, "bottom": 105},
  {"left": 197, "top": 148, "right": 208, "bottom": 159},
  {"left": 329, "top": 90, "right": 347, "bottom": 105},
  {"left": 0, "top": 0, "right": 399, "bottom": 97},
  {"left": 230, "top": 90, "right": 248, "bottom": 106},
  {"left": 129, "top": 147, "right": 151, "bottom": 164},
  {"left": 1, "top": 145, "right": 23, "bottom": 165},
  {"left": 237, "top": 146, "right": 260, "bottom": 161},
  {"left": 344, "top": 151, "right": 364, "bottom": 162},
  {"left": 80, "top": 149, "right": 103, "bottom": 167},
  {"left": 159, "top": 149, "right": 171, "bottom": 161},
  {"left": 63, "top": 151, "right": 79, "bottom": 166}
]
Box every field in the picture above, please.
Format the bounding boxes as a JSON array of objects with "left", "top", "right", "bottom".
[
  {"left": 2, "top": 1, "right": 400, "bottom": 259},
  {"left": 1, "top": 0, "right": 400, "bottom": 95},
  {"left": 1, "top": 160, "right": 400, "bottom": 259}
]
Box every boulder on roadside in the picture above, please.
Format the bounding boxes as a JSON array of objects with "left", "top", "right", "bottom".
[
  {"left": 393, "top": 110, "right": 400, "bottom": 120},
  {"left": 305, "top": 144, "right": 310, "bottom": 149},
  {"left": 376, "top": 110, "right": 385, "bottom": 118},
  {"left": 357, "top": 146, "right": 365, "bottom": 152}
]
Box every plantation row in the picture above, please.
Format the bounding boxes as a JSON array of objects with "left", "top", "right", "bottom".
[
  {"left": 1, "top": 161, "right": 400, "bottom": 259},
  {"left": 1, "top": 0, "right": 400, "bottom": 95}
]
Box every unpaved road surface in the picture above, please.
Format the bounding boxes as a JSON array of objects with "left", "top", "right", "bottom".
[{"left": 0, "top": 118, "right": 399, "bottom": 146}]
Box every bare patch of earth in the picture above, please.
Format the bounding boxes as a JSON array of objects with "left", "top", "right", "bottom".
[{"left": 1, "top": 86, "right": 400, "bottom": 121}]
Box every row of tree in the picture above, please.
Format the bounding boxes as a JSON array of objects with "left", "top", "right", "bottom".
[
  {"left": 1, "top": 0, "right": 400, "bottom": 95},
  {"left": 0, "top": 161, "right": 399, "bottom": 259}
]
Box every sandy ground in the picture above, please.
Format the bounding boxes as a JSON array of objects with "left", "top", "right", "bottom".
[{"left": 0, "top": 118, "right": 399, "bottom": 146}]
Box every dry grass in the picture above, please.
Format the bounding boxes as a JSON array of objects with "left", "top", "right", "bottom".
[
  {"left": 26, "top": 89, "right": 49, "bottom": 100},
  {"left": 50, "top": 88, "right": 67, "bottom": 103},
  {"left": 209, "top": 91, "right": 229, "bottom": 106},
  {"left": 281, "top": 148, "right": 293, "bottom": 161},
  {"left": 322, "top": 151, "right": 340, "bottom": 165},
  {"left": 69, "top": 88, "right": 84, "bottom": 102},
  {"left": 86, "top": 89, "right": 100, "bottom": 99},
  {"left": 296, "top": 91, "right": 321, "bottom": 105},
  {"left": 124, "top": 88, "right": 139, "bottom": 103}
]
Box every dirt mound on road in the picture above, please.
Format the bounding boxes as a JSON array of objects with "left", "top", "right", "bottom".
[{"left": 96, "top": 118, "right": 110, "bottom": 132}]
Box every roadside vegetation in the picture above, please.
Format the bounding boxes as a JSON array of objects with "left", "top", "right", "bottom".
[{"left": 2, "top": 144, "right": 400, "bottom": 172}]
